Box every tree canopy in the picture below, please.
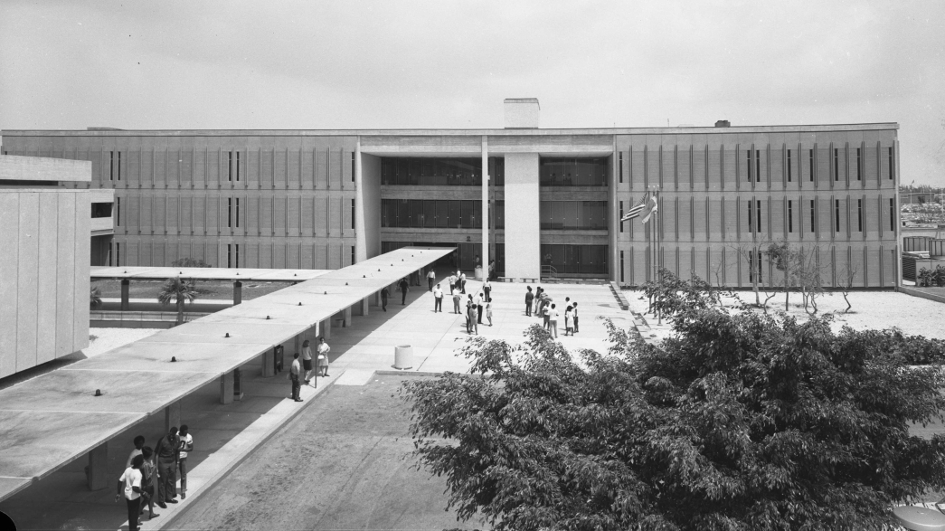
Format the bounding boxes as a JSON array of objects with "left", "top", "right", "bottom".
[{"left": 401, "top": 276, "right": 945, "bottom": 531}]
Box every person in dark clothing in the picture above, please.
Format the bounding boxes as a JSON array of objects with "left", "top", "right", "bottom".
[
  {"left": 399, "top": 277, "right": 409, "bottom": 305},
  {"left": 525, "top": 286, "right": 534, "bottom": 316},
  {"left": 153, "top": 427, "right": 180, "bottom": 508},
  {"left": 380, "top": 286, "right": 389, "bottom": 311}
]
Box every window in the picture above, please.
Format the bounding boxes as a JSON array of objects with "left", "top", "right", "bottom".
[
  {"left": 835, "top": 199, "right": 840, "bottom": 233},
  {"left": 116, "top": 242, "right": 120, "bottom": 267},
  {"left": 381, "top": 157, "right": 491, "bottom": 186},
  {"left": 833, "top": 148, "right": 839, "bottom": 181},
  {"left": 109, "top": 151, "right": 121, "bottom": 181},
  {"left": 809, "top": 149, "right": 815, "bottom": 182},
  {"left": 540, "top": 201, "right": 608, "bottom": 230},
  {"left": 747, "top": 150, "right": 752, "bottom": 182},
  {"left": 91, "top": 203, "right": 112, "bottom": 218},
  {"left": 381, "top": 199, "right": 483, "bottom": 228},
  {"left": 810, "top": 199, "right": 815, "bottom": 233},
  {"left": 228, "top": 152, "right": 233, "bottom": 182},
  {"left": 756, "top": 150, "right": 761, "bottom": 182},
  {"left": 351, "top": 153, "right": 355, "bottom": 182},
  {"left": 857, "top": 199, "right": 863, "bottom": 232},
  {"left": 856, "top": 148, "right": 862, "bottom": 181},
  {"left": 620, "top": 250, "right": 625, "bottom": 283},
  {"left": 619, "top": 201, "right": 624, "bottom": 233},
  {"left": 618, "top": 152, "right": 623, "bottom": 183},
  {"left": 890, "top": 198, "right": 895, "bottom": 230},
  {"left": 888, "top": 147, "right": 895, "bottom": 180},
  {"left": 787, "top": 149, "right": 792, "bottom": 182},
  {"left": 227, "top": 198, "right": 240, "bottom": 228},
  {"left": 116, "top": 198, "right": 121, "bottom": 226},
  {"left": 539, "top": 244, "right": 608, "bottom": 275},
  {"left": 539, "top": 158, "right": 607, "bottom": 186},
  {"left": 236, "top": 198, "right": 239, "bottom": 227},
  {"left": 748, "top": 200, "right": 761, "bottom": 233},
  {"left": 227, "top": 152, "right": 240, "bottom": 181},
  {"left": 236, "top": 152, "right": 240, "bottom": 181},
  {"left": 788, "top": 200, "right": 793, "bottom": 233},
  {"left": 351, "top": 199, "right": 356, "bottom": 229},
  {"left": 228, "top": 198, "right": 232, "bottom": 227},
  {"left": 351, "top": 245, "right": 356, "bottom": 265},
  {"left": 748, "top": 200, "right": 754, "bottom": 232},
  {"left": 748, "top": 250, "right": 763, "bottom": 283}
]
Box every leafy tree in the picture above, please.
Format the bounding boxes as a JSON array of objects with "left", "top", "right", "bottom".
[
  {"left": 171, "top": 257, "right": 212, "bottom": 268},
  {"left": 90, "top": 286, "right": 102, "bottom": 309},
  {"left": 157, "top": 277, "right": 198, "bottom": 326},
  {"left": 766, "top": 241, "right": 797, "bottom": 312},
  {"left": 401, "top": 276, "right": 945, "bottom": 531}
]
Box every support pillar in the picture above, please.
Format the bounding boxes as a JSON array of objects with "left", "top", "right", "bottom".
[
  {"left": 164, "top": 401, "right": 181, "bottom": 433},
  {"left": 87, "top": 442, "right": 108, "bottom": 490},
  {"left": 360, "top": 297, "right": 369, "bottom": 317},
  {"left": 294, "top": 335, "right": 302, "bottom": 357},
  {"left": 120, "top": 279, "right": 130, "bottom": 311},
  {"left": 373, "top": 291, "right": 380, "bottom": 307},
  {"left": 322, "top": 318, "right": 331, "bottom": 340},
  {"left": 481, "top": 136, "right": 489, "bottom": 280},
  {"left": 343, "top": 307, "right": 352, "bottom": 327},
  {"left": 261, "top": 349, "right": 275, "bottom": 377},
  {"left": 233, "top": 280, "right": 242, "bottom": 305},
  {"left": 220, "top": 371, "right": 234, "bottom": 404}
]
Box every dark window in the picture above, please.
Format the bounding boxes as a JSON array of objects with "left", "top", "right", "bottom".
[
  {"left": 116, "top": 198, "right": 121, "bottom": 226},
  {"left": 748, "top": 200, "right": 754, "bottom": 232},
  {"left": 228, "top": 244, "right": 232, "bottom": 268},
  {"left": 856, "top": 148, "right": 861, "bottom": 181},
  {"left": 788, "top": 200, "right": 793, "bottom": 233},
  {"left": 857, "top": 199, "right": 863, "bottom": 232},
  {"left": 117, "top": 152, "right": 121, "bottom": 180},
  {"left": 109, "top": 151, "right": 116, "bottom": 181},
  {"left": 809, "top": 149, "right": 815, "bottom": 182},
  {"left": 810, "top": 199, "right": 816, "bottom": 233},
  {"left": 236, "top": 152, "right": 240, "bottom": 181},
  {"left": 890, "top": 198, "right": 895, "bottom": 230},
  {"left": 540, "top": 201, "right": 608, "bottom": 230},
  {"left": 494, "top": 200, "right": 505, "bottom": 229},
  {"left": 227, "top": 198, "right": 232, "bottom": 228},
  {"left": 748, "top": 200, "right": 761, "bottom": 233},
  {"left": 834, "top": 148, "right": 839, "bottom": 181},
  {"left": 351, "top": 153, "right": 356, "bottom": 182},
  {"left": 236, "top": 244, "right": 239, "bottom": 267},
  {"left": 227, "top": 244, "right": 240, "bottom": 268},
  {"left": 228, "top": 152, "right": 233, "bottom": 182},
  {"left": 381, "top": 199, "right": 483, "bottom": 228},
  {"left": 787, "top": 149, "right": 792, "bottom": 182},
  {"left": 91, "top": 203, "right": 112, "bottom": 218},
  {"left": 539, "top": 244, "right": 608, "bottom": 275},
  {"left": 756, "top": 150, "right": 761, "bottom": 182},
  {"left": 116, "top": 242, "right": 120, "bottom": 267},
  {"left": 888, "top": 147, "right": 895, "bottom": 180},
  {"left": 748, "top": 250, "right": 763, "bottom": 283},
  {"left": 236, "top": 198, "right": 240, "bottom": 228},
  {"left": 747, "top": 150, "right": 752, "bottom": 182},
  {"left": 835, "top": 199, "right": 840, "bottom": 232},
  {"left": 619, "top": 201, "right": 624, "bottom": 233},
  {"left": 539, "top": 158, "right": 607, "bottom": 186},
  {"left": 351, "top": 245, "right": 356, "bottom": 265},
  {"left": 380, "top": 157, "right": 493, "bottom": 186},
  {"left": 620, "top": 250, "right": 625, "bottom": 283},
  {"left": 618, "top": 152, "right": 623, "bottom": 183},
  {"left": 351, "top": 199, "right": 356, "bottom": 229}
]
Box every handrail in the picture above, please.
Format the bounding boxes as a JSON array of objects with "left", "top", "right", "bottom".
[{"left": 541, "top": 265, "right": 557, "bottom": 277}]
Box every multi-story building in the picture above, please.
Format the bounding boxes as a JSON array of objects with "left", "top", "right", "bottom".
[{"left": 1, "top": 99, "right": 900, "bottom": 289}]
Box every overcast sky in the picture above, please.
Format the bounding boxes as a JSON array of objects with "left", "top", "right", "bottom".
[{"left": 1, "top": 0, "right": 943, "bottom": 186}]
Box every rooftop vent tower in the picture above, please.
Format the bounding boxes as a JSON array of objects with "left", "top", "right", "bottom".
[{"left": 504, "top": 98, "right": 540, "bottom": 129}]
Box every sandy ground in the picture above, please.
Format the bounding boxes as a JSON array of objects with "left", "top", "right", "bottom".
[
  {"left": 629, "top": 290, "right": 945, "bottom": 343},
  {"left": 168, "top": 374, "right": 484, "bottom": 531}
]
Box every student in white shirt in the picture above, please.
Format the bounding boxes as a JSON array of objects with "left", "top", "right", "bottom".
[
  {"left": 178, "top": 425, "right": 194, "bottom": 499},
  {"left": 433, "top": 284, "right": 444, "bottom": 313},
  {"left": 548, "top": 303, "right": 559, "bottom": 338},
  {"left": 116, "top": 454, "right": 144, "bottom": 531}
]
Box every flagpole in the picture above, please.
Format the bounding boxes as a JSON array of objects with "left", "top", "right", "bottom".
[{"left": 656, "top": 188, "right": 662, "bottom": 325}]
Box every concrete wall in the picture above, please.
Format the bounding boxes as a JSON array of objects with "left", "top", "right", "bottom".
[
  {"left": 504, "top": 153, "right": 541, "bottom": 278},
  {"left": 0, "top": 157, "right": 90, "bottom": 379},
  {"left": 360, "top": 153, "right": 382, "bottom": 258}
]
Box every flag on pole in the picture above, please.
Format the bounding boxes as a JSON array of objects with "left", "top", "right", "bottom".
[
  {"left": 641, "top": 194, "right": 659, "bottom": 224},
  {"left": 621, "top": 193, "right": 648, "bottom": 222}
]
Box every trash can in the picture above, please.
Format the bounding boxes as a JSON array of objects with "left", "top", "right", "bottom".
[
  {"left": 474, "top": 266, "right": 484, "bottom": 280},
  {"left": 394, "top": 345, "right": 413, "bottom": 370}
]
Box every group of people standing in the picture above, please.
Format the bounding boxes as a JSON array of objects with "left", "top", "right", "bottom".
[
  {"left": 524, "top": 286, "right": 579, "bottom": 338},
  {"left": 116, "top": 427, "right": 194, "bottom": 531},
  {"left": 290, "top": 337, "right": 330, "bottom": 402}
]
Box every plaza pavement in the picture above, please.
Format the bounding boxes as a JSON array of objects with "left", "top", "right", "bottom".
[{"left": 0, "top": 273, "right": 633, "bottom": 531}]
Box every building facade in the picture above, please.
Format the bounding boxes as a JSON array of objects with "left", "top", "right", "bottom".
[
  {"left": 0, "top": 155, "right": 93, "bottom": 379},
  {"left": 0, "top": 99, "right": 900, "bottom": 289}
]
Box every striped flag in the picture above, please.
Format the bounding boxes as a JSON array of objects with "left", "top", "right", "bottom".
[
  {"left": 641, "top": 194, "right": 659, "bottom": 224},
  {"left": 621, "top": 194, "right": 648, "bottom": 222}
]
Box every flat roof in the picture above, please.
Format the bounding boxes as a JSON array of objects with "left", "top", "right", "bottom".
[
  {"left": 1, "top": 123, "right": 899, "bottom": 138},
  {"left": 91, "top": 266, "right": 331, "bottom": 282},
  {"left": 0, "top": 247, "right": 453, "bottom": 502}
]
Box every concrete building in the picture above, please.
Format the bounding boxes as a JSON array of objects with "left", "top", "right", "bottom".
[
  {"left": 0, "top": 155, "right": 95, "bottom": 379},
  {"left": 0, "top": 99, "right": 901, "bottom": 289}
]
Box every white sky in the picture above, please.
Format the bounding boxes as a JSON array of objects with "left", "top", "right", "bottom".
[{"left": 1, "top": 0, "right": 943, "bottom": 186}]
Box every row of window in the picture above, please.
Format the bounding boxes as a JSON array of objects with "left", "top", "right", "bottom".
[
  {"left": 380, "top": 199, "right": 609, "bottom": 231},
  {"left": 616, "top": 144, "right": 896, "bottom": 187},
  {"left": 109, "top": 240, "right": 356, "bottom": 269},
  {"left": 618, "top": 197, "right": 896, "bottom": 237},
  {"left": 381, "top": 158, "right": 505, "bottom": 186}
]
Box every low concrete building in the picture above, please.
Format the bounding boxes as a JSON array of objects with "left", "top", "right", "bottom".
[{"left": 0, "top": 155, "right": 93, "bottom": 379}]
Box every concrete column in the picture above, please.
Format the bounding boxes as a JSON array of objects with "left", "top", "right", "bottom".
[
  {"left": 261, "top": 349, "right": 275, "bottom": 377},
  {"left": 322, "top": 318, "right": 331, "bottom": 340},
  {"left": 354, "top": 137, "right": 367, "bottom": 262},
  {"left": 373, "top": 291, "right": 380, "bottom": 307},
  {"left": 504, "top": 153, "right": 541, "bottom": 279},
  {"left": 233, "top": 280, "right": 242, "bottom": 305},
  {"left": 360, "top": 296, "right": 369, "bottom": 316},
  {"left": 343, "top": 307, "right": 352, "bottom": 327},
  {"left": 120, "top": 279, "right": 130, "bottom": 311},
  {"left": 164, "top": 401, "right": 181, "bottom": 433},
  {"left": 610, "top": 138, "right": 619, "bottom": 282},
  {"left": 220, "top": 371, "right": 234, "bottom": 404},
  {"left": 87, "top": 442, "right": 108, "bottom": 490},
  {"left": 482, "top": 136, "right": 490, "bottom": 278},
  {"left": 294, "top": 335, "right": 302, "bottom": 357}
]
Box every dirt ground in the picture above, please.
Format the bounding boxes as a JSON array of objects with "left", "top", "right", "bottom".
[
  {"left": 168, "top": 374, "right": 486, "bottom": 531},
  {"left": 92, "top": 278, "right": 291, "bottom": 300}
]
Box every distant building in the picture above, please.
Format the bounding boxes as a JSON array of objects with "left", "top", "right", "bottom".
[
  {"left": 0, "top": 155, "right": 98, "bottom": 379},
  {"left": 1, "top": 99, "right": 900, "bottom": 289}
]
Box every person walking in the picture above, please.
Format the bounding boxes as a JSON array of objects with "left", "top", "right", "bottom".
[
  {"left": 399, "top": 277, "right": 409, "bottom": 305},
  {"left": 139, "top": 447, "right": 157, "bottom": 521},
  {"left": 452, "top": 287, "right": 462, "bottom": 314},
  {"left": 564, "top": 305, "right": 574, "bottom": 336},
  {"left": 116, "top": 454, "right": 145, "bottom": 531},
  {"left": 301, "top": 339, "right": 314, "bottom": 384},
  {"left": 289, "top": 353, "right": 302, "bottom": 402},
  {"left": 433, "top": 283, "right": 443, "bottom": 312},
  {"left": 154, "top": 427, "right": 180, "bottom": 508},
  {"left": 126, "top": 435, "right": 145, "bottom": 470},
  {"left": 485, "top": 298, "right": 493, "bottom": 326},
  {"left": 459, "top": 272, "right": 467, "bottom": 294},
  {"left": 524, "top": 286, "right": 534, "bottom": 316},
  {"left": 549, "top": 303, "right": 559, "bottom": 338},
  {"left": 533, "top": 287, "right": 543, "bottom": 316},
  {"left": 316, "top": 337, "right": 331, "bottom": 377},
  {"left": 448, "top": 273, "right": 456, "bottom": 293},
  {"left": 427, "top": 269, "right": 436, "bottom": 291},
  {"left": 380, "top": 285, "right": 389, "bottom": 312},
  {"left": 542, "top": 300, "right": 551, "bottom": 331},
  {"left": 483, "top": 279, "right": 492, "bottom": 302},
  {"left": 177, "top": 425, "right": 193, "bottom": 500},
  {"left": 475, "top": 292, "right": 484, "bottom": 324},
  {"left": 572, "top": 302, "right": 579, "bottom": 333}
]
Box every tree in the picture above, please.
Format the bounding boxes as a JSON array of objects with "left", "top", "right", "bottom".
[
  {"left": 171, "top": 257, "right": 212, "bottom": 268},
  {"left": 766, "top": 241, "right": 797, "bottom": 312},
  {"left": 90, "top": 286, "right": 102, "bottom": 309},
  {"left": 401, "top": 274, "right": 945, "bottom": 531},
  {"left": 157, "top": 277, "right": 198, "bottom": 326},
  {"left": 838, "top": 262, "right": 858, "bottom": 313},
  {"left": 793, "top": 246, "right": 826, "bottom": 314}
]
